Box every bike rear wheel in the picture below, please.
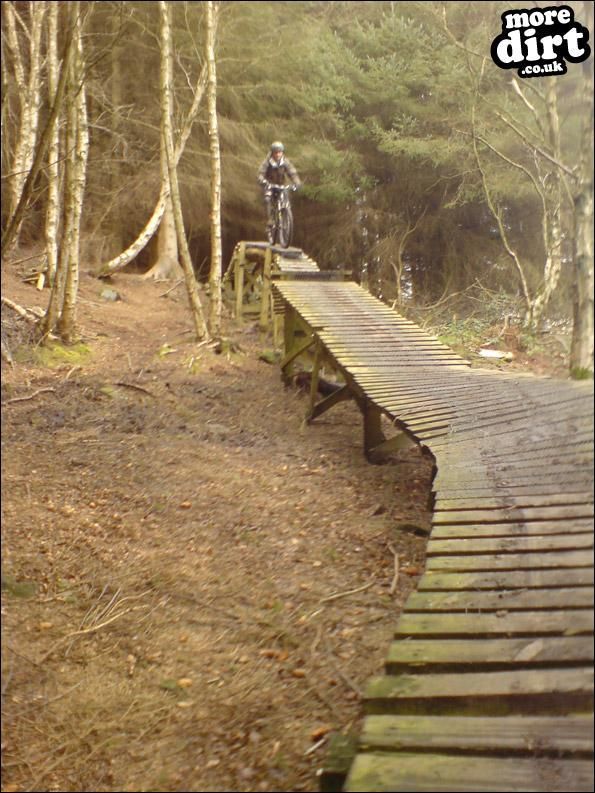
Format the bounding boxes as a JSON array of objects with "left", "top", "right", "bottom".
[{"left": 276, "top": 206, "right": 293, "bottom": 248}]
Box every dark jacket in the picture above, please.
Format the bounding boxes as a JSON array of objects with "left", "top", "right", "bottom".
[{"left": 257, "top": 154, "right": 301, "bottom": 188}]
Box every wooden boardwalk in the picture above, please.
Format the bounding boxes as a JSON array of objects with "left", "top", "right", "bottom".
[{"left": 272, "top": 279, "right": 594, "bottom": 792}]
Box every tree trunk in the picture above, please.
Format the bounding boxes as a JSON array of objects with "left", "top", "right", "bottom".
[
  {"left": 4, "top": 1, "right": 46, "bottom": 251},
  {"left": 159, "top": 1, "right": 208, "bottom": 340},
  {"left": 206, "top": 0, "right": 222, "bottom": 337},
  {"left": 527, "top": 81, "right": 564, "bottom": 329},
  {"left": 1, "top": 8, "right": 77, "bottom": 259},
  {"left": 144, "top": 193, "right": 182, "bottom": 280},
  {"left": 58, "top": 7, "right": 89, "bottom": 343},
  {"left": 99, "top": 61, "right": 208, "bottom": 277},
  {"left": 570, "top": 42, "right": 594, "bottom": 377},
  {"left": 570, "top": 186, "right": 594, "bottom": 377},
  {"left": 109, "top": 9, "right": 124, "bottom": 256},
  {"left": 43, "top": 1, "right": 60, "bottom": 287}
]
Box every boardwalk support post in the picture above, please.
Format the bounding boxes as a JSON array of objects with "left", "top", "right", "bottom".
[
  {"left": 308, "top": 340, "right": 322, "bottom": 416},
  {"left": 362, "top": 399, "right": 385, "bottom": 462},
  {"left": 259, "top": 245, "right": 273, "bottom": 331},
  {"left": 234, "top": 242, "right": 245, "bottom": 320}
]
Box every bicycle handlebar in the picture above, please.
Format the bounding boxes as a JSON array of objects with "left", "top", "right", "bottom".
[{"left": 265, "top": 182, "right": 298, "bottom": 191}]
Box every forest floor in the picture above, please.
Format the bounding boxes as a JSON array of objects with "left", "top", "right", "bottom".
[
  {"left": 1, "top": 262, "right": 573, "bottom": 793},
  {"left": 2, "top": 265, "right": 434, "bottom": 793}
]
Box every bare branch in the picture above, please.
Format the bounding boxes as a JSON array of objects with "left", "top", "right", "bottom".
[
  {"left": 2, "top": 388, "right": 56, "bottom": 406},
  {"left": 510, "top": 77, "right": 547, "bottom": 137},
  {"left": 494, "top": 110, "right": 575, "bottom": 178},
  {"left": 471, "top": 60, "right": 532, "bottom": 312}
]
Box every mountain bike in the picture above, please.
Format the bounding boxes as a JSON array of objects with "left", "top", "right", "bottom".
[{"left": 268, "top": 184, "right": 295, "bottom": 248}]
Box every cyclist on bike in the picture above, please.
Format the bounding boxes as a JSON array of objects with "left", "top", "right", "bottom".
[{"left": 257, "top": 141, "right": 301, "bottom": 243}]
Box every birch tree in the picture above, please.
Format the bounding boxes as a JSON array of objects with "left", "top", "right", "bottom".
[
  {"left": 206, "top": 1, "right": 222, "bottom": 336},
  {"left": 569, "top": 9, "right": 594, "bottom": 377},
  {"left": 99, "top": 29, "right": 208, "bottom": 277},
  {"left": 39, "top": 2, "right": 89, "bottom": 342},
  {"left": 3, "top": 1, "right": 46, "bottom": 242},
  {"left": 440, "top": 10, "right": 566, "bottom": 330},
  {"left": 43, "top": 1, "right": 60, "bottom": 288},
  {"left": 1, "top": 5, "right": 77, "bottom": 258},
  {"left": 159, "top": 0, "right": 208, "bottom": 339},
  {"left": 57, "top": 5, "right": 89, "bottom": 342}
]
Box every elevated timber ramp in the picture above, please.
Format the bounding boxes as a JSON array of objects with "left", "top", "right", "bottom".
[
  {"left": 269, "top": 275, "right": 594, "bottom": 793},
  {"left": 223, "top": 242, "right": 350, "bottom": 346}
]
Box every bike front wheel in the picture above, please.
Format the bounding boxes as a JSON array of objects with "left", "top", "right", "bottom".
[{"left": 276, "top": 206, "right": 293, "bottom": 249}]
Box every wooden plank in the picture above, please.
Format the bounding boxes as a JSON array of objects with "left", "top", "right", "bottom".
[
  {"left": 425, "top": 550, "right": 593, "bottom": 571},
  {"left": 425, "top": 410, "right": 594, "bottom": 446},
  {"left": 426, "top": 534, "right": 593, "bottom": 555},
  {"left": 429, "top": 429, "right": 594, "bottom": 457},
  {"left": 432, "top": 433, "right": 594, "bottom": 457},
  {"left": 319, "top": 338, "right": 457, "bottom": 350},
  {"left": 320, "top": 336, "right": 459, "bottom": 347},
  {"left": 444, "top": 398, "right": 593, "bottom": 430},
  {"left": 417, "top": 568, "right": 594, "bottom": 590},
  {"left": 432, "top": 459, "right": 593, "bottom": 482},
  {"left": 433, "top": 458, "right": 593, "bottom": 482},
  {"left": 363, "top": 667, "right": 594, "bottom": 715},
  {"left": 429, "top": 520, "right": 594, "bottom": 538},
  {"left": 394, "top": 407, "right": 457, "bottom": 423},
  {"left": 404, "top": 588, "right": 594, "bottom": 612},
  {"left": 433, "top": 482, "right": 594, "bottom": 499},
  {"left": 382, "top": 385, "right": 578, "bottom": 416},
  {"left": 394, "top": 610, "right": 594, "bottom": 638},
  {"left": 430, "top": 411, "right": 595, "bottom": 446},
  {"left": 419, "top": 420, "right": 593, "bottom": 446},
  {"left": 431, "top": 401, "right": 594, "bottom": 431},
  {"left": 345, "top": 751, "right": 594, "bottom": 792},
  {"left": 359, "top": 713, "right": 594, "bottom": 754},
  {"left": 435, "top": 447, "right": 594, "bottom": 470},
  {"left": 385, "top": 636, "right": 594, "bottom": 670},
  {"left": 434, "top": 471, "right": 594, "bottom": 493},
  {"left": 432, "top": 506, "right": 594, "bottom": 525},
  {"left": 433, "top": 459, "right": 594, "bottom": 482},
  {"left": 323, "top": 343, "right": 462, "bottom": 354}
]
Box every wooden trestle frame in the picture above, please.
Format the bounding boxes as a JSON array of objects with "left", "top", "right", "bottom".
[{"left": 280, "top": 302, "right": 416, "bottom": 463}]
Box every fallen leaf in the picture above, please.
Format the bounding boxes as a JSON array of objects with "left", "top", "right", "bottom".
[
  {"left": 311, "top": 725, "right": 332, "bottom": 741},
  {"left": 401, "top": 566, "right": 422, "bottom": 576},
  {"left": 260, "top": 648, "right": 280, "bottom": 659}
]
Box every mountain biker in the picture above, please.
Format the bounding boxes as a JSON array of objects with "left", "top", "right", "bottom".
[{"left": 257, "top": 141, "right": 301, "bottom": 243}]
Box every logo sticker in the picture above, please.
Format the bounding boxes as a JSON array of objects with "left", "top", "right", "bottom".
[{"left": 491, "top": 5, "right": 591, "bottom": 78}]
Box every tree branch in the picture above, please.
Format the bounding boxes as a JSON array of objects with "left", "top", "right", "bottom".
[
  {"left": 471, "top": 60, "right": 532, "bottom": 313},
  {"left": 493, "top": 110, "right": 575, "bottom": 178}
]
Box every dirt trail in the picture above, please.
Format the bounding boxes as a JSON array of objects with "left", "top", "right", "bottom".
[{"left": 1, "top": 268, "right": 432, "bottom": 793}]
